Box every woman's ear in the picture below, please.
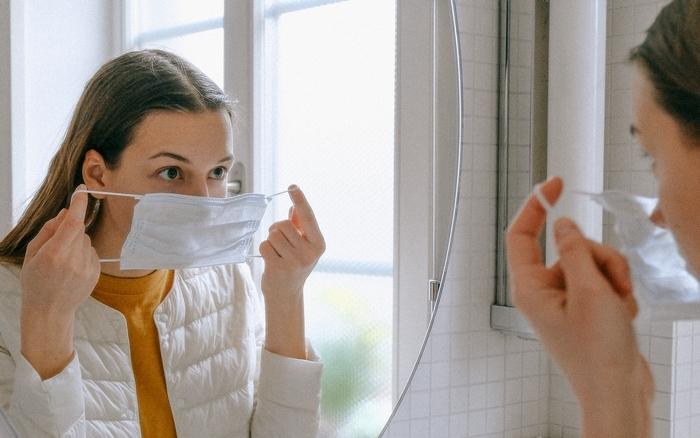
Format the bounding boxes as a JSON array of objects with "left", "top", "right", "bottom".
[{"left": 82, "top": 150, "right": 108, "bottom": 198}]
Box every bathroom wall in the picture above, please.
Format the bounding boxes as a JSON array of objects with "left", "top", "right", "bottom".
[
  {"left": 384, "top": 0, "right": 553, "bottom": 436},
  {"left": 384, "top": 0, "right": 700, "bottom": 437},
  {"left": 4, "top": 0, "right": 115, "bottom": 222}
]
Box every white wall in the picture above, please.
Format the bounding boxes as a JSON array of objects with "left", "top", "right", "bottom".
[
  {"left": 0, "top": 0, "right": 14, "bottom": 236},
  {"left": 10, "top": 0, "right": 115, "bottom": 220}
]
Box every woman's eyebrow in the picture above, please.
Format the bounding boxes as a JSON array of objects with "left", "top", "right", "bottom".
[
  {"left": 149, "top": 151, "right": 191, "bottom": 163},
  {"left": 148, "top": 152, "right": 234, "bottom": 164}
]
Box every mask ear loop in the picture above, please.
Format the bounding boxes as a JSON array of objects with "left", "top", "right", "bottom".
[
  {"left": 71, "top": 189, "right": 143, "bottom": 264},
  {"left": 71, "top": 189, "right": 144, "bottom": 202},
  {"left": 533, "top": 182, "right": 553, "bottom": 213},
  {"left": 246, "top": 189, "right": 293, "bottom": 259}
]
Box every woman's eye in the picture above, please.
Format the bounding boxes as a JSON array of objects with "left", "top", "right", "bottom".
[
  {"left": 209, "top": 167, "right": 227, "bottom": 180},
  {"left": 158, "top": 167, "right": 181, "bottom": 181}
]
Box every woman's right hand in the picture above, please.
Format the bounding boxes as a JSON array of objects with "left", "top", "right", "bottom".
[
  {"left": 506, "top": 176, "right": 655, "bottom": 438},
  {"left": 20, "top": 185, "right": 100, "bottom": 379}
]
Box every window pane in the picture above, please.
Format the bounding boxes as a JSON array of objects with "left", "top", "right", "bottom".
[
  {"left": 129, "top": 1, "right": 223, "bottom": 88},
  {"left": 261, "top": 0, "right": 396, "bottom": 436},
  {"left": 134, "top": 0, "right": 223, "bottom": 35},
  {"left": 135, "top": 29, "right": 224, "bottom": 89}
]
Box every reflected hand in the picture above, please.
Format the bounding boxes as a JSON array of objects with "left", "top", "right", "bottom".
[
  {"left": 259, "top": 185, "right": 325, "bottom": 359},
  {"left": 506, "top": 176, "right": 654, "bottom": 438},
  {"left": 20, "top": 185, "right": 100, "bottom": 379},
  {"left": 260, "top": 185, "right": 325, "bottom": 299}
]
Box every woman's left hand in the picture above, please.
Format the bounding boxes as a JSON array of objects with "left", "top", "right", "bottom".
[
  {"left": 259, "top": 185, "right": 325, "bottom": 359},
  {"left": 260, "top": 185, "right": 325, "bottom": 298}
]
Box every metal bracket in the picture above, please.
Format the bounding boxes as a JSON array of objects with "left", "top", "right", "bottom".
[
  {"left": 490, "top": 304, "right": 538, "bottom": 341},
  {"left": 227, "top": 162, "right": 245, "bottom": 196},
  {"left": 428, "top": 279, "right": 441, "bottom": 314}
]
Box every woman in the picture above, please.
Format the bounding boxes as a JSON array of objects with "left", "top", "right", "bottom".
[
  {"left": 506, "top": 0, "right": 699, "bottom": 436},
  {"left": 0, "top": 49, "right": 325, "bottom": 437}
]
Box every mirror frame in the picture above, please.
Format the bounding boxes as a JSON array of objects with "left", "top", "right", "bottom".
[{"left": 379, "top": 0, "right": 463, "bottom": 432}]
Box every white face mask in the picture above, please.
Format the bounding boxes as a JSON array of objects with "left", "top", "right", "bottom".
[
  {"left": 76, "top": 190, "right": 278, "bottom": 270},
  {"left": 584, "top": 190, "right": 700, "bottom": 319}
]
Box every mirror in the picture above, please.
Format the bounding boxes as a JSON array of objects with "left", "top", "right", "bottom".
[
  {"left": 0, "top": 1, "right": 463, "bottom": 437},
  {"left": 380, "top": 0, "right": 462, "bottom": 435},
  {"left": 227, "top": 1, "right": 463, "bottom": 436}
]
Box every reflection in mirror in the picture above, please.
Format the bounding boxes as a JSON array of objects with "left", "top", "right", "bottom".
[
  {"left": 253, "top": 2, "right": 395, "bottom": 435},
  {"left": 226, "top": 1, "right": 464, "bottom": 436},
  {"left": 495, "top": 0, "right": 548, "bottom": 307},
  {"left": 491, "top": 0, "right": 548, "bottom": 339},
  {"left": 0, "top": 1, "right": 463, "bottom": 437},
  {"left": 380, "top": 0, "right": 463, "bottom": 433}
]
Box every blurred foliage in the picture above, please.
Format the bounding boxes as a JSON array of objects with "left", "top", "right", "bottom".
[{"left": 312, "top": 286, "right": 392, "bottom": 438}]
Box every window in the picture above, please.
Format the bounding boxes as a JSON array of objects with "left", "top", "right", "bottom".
[
  {"left": 127, "top": 1, "right": 397, "bottom": 435},
  {"left": 126, "top": 0, "right": 224, "bottom": 88},
  {"left": 257, "top": 1, "right": 396, "bottom": 435}
]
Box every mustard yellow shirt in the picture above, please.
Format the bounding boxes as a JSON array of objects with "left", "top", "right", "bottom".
[{"left": 92, "top": 270, "right": 176, "bottom": 438}]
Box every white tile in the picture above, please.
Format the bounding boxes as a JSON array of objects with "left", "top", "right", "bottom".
[
  {"left": 431, "top": 388, "right": 450, "bottom": 416},
  {"left": 469, "top": 383, "right": 487, "bottom": 411},
  {"left": 675, "top": 363, "right": 693, "bottom": 393},
  {"left": 504, "top": 379, "right": 522, "bottom": 405},
  {"left": 486, "top": 407, "right": 505, "bottom": 434},
  {"left": 505, "top": 353, "right": 524, "bottom": 379},
  {"left": 487, "top": 381, "right": 505, "bottom": 408},
  {"left": 486, "top": 355, "right": 505, "bottom": 382},
  {"left": 650, "top": 336, "right": 674, "bottom": 365},
  {"left": 409, "top": 418, "right": 430, "bottom": 438},
  {"left": 410, "top": 389, "right": 431, "bottom": 419},
  {"left": 468, "top": 410, "right": 487, "bottom": 437},
  {"left": 431, "top": 361, "right": 451, "bottom": 390},
  {"left": 431, "top": 415, "right": 449, "bottom": 437},
  {"left": 676, "top": 335, "right": 693, "bottom": 365}
]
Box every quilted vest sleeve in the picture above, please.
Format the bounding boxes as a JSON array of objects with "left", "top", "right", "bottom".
[
  {"left": 0, "top": 263, "right": 86, "bottom": 437},
  {"left": 251, "top": 342, "right": 323, "bottom": 437}
]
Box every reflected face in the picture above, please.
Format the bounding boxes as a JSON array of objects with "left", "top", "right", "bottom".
[
  {"left": 106, "top": 109, "right": 234, "bottom": 198},
  {"left": 87, "top": 109, "right": 234, "bottom": 271},
  {"left": 631, "top": 65, "right": 700, "bottom": 274}
]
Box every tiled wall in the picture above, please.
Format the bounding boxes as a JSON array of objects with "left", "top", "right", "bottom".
[
  {"left": 383, "top": 1, "right": 551, "bottom": 436},
  {"left": 383, "top": 0, "right": 700, "bottom": 437}
]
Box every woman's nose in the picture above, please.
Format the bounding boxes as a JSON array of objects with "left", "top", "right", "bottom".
[
  {"left": 650, "top": 205, "right": 667, "bottom": 228},
  {"left": 181, "top": 180, "right": 210, "bottom": 197}
]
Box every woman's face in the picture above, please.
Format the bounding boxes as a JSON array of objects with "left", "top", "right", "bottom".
[
  {"left": 106, "top": 109, "right": 234, "bottom": 198},
  {"left": 631, "top": 65, "right": 700, "bottom": 275},
  {"left": 85, "top": 109, "right": 234, "bottom": 270}
]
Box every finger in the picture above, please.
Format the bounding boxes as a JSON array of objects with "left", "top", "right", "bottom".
[
  {"left": 554, "top": 218, "right": 626, "bottom": 309},
  {"left": 44, "top": 185, "right": 90, "bottom": 251},
  {"left": 588, "top": 240, "right": 633, "bottom": 299},
  {"left": 287, "top": 185, "right": 323, "bottom": 244},
  {"left": 506, "top": 176, "right": 563, "bottom": 268},
  {"left": 259, "top": 239, "right": 281, "bottom": 260},
  {"left": 25, "top": 209, "right": 68, "bottom": 259},
  {"left": 268, "top": 221, "right": 303, "bottom": 249},
  {"left": 67, "top": 184, "right": 90, "bottom": 223}
]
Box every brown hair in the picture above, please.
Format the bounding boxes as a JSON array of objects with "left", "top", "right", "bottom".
[
  {"left": 629, "top": 0, "right": 700, "bottom": 141},
  {"left": 0, "top": 49, "right": 236, "bottom": 264}
]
